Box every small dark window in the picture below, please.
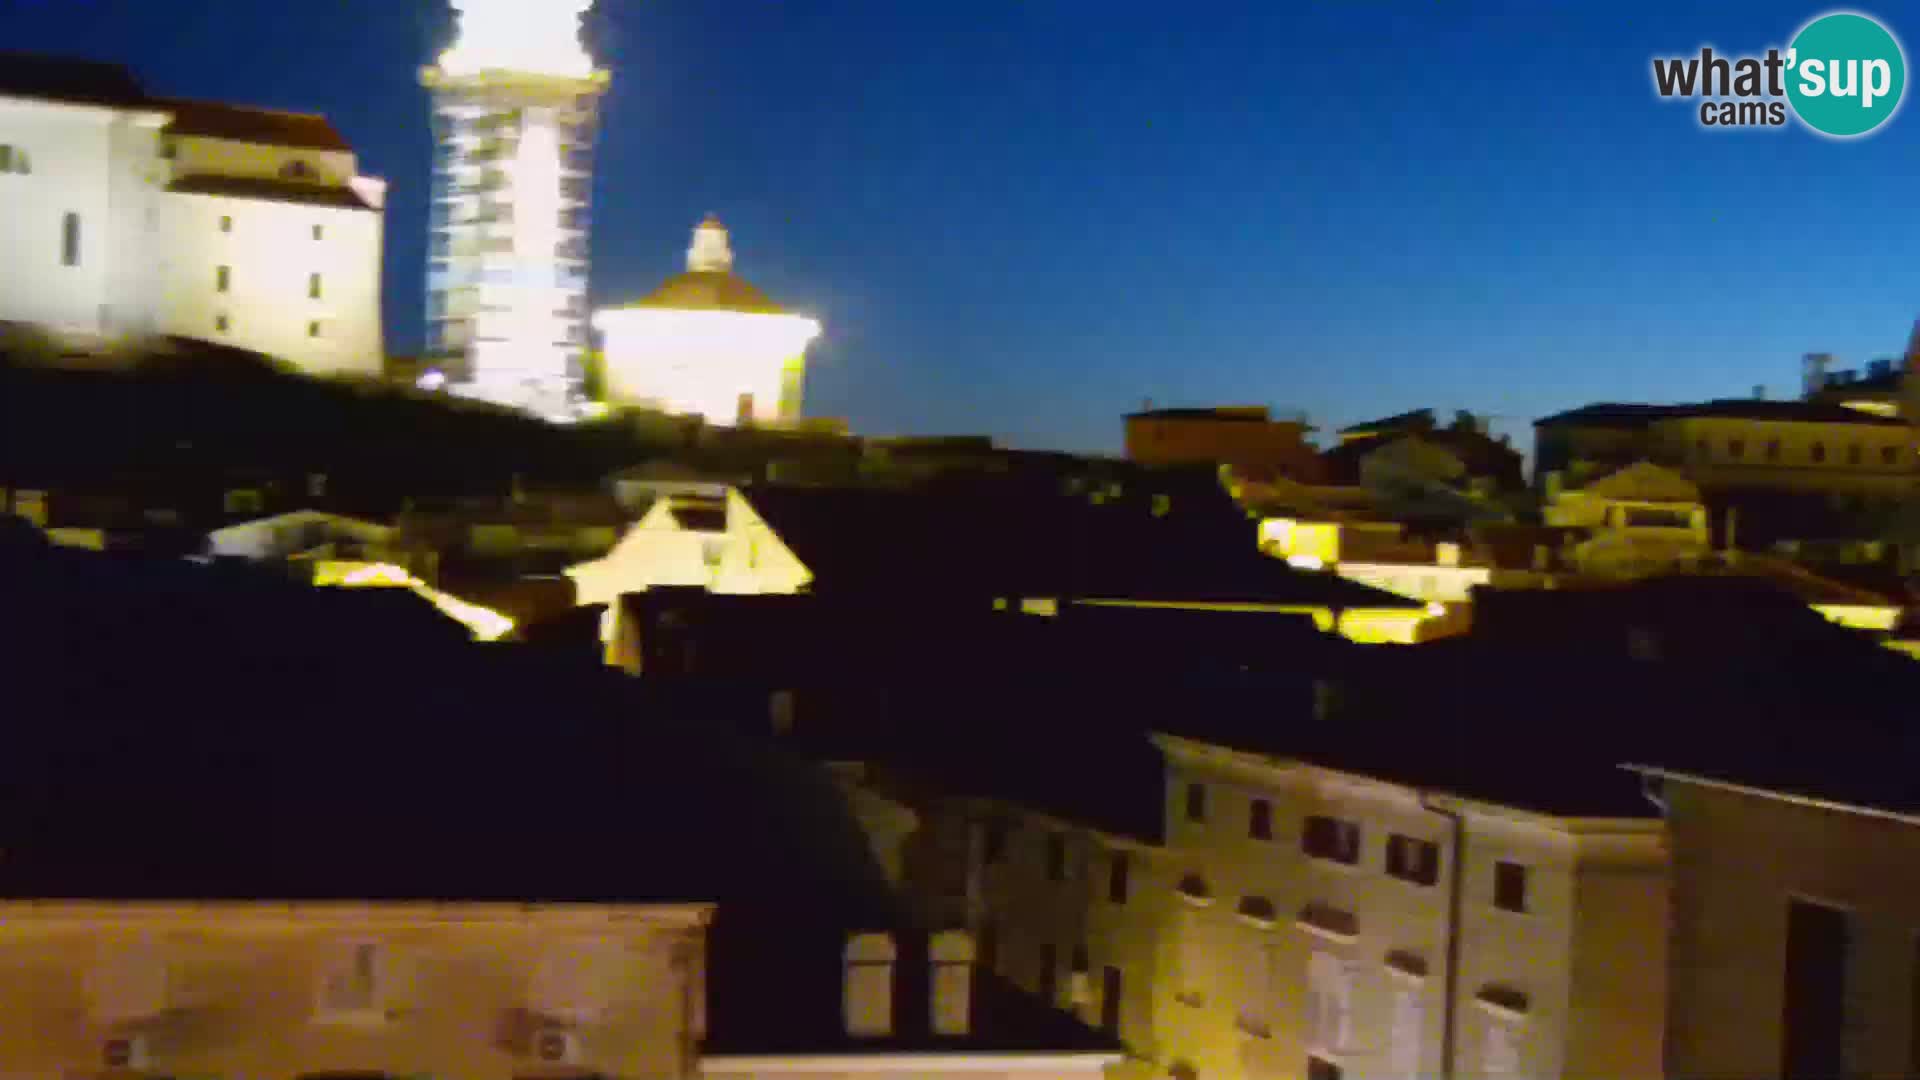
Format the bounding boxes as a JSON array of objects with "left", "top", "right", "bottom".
[
  {"left": 1249, "top": 798, "right": 1273, "bottom": 840},
  {"left": 1071, "top": 944, "right": 1089, "bottom": 973},
  {"left": 1108, "top": 852, "right": 1130, "bottom": 905},
  {"left": 281, "top": 160, "right": 317, "bottom": 181},
  {"left": 312, "top": 224, "right": 325, "bottom": 241},
  {"left": 983, "top": 821, "right": 1008, "bottom": 865},
  {"left": 1046, "top": 832, "right": 1068, "bottom": 883},
  {"left": 1494, "top": 860, "right": 1529, "bottom": 913},
  {"left": 160, "top": 138, "right": 177, "bottom": 160},
  {"left": 309, "top": 272, "right": 323, "bottom": 300},
  {"left": 1100, "top": 966, "right": 1122, "bottom": 1033},
  {"left": 1302, "top": 815, "right": 1361, "bottom": 865},
  {"left": 1850, "top": 444, "right": 1864, "bottom": 465},
  {"left": 1730, "top": 439, "right": 1746, "bottom": 458},
  {"left": 216, "top": 265, "right": 230, "bottom": 292},
  {"left": 60, "top": 212, "right": 80, "bottom": 266},
  {"left": 1386, "top": 834, "right": 1440, "bottom": 886},
  {"left": 1811, "top": 442, "right": 1827, "bottom": 463},
  {"left": 1885, "top": 446, "right": 1901, "bottom": 465},
  {"left": 1185, "top": 782, "right": 1208, "bottom": 823},
  {"left": 1766, "top": 440, "right": 1781, "bottom": 461},
  {"left": 308, "top": 321, "right": 322, "bottom": 339},
  {"left": 1038, "top": 943, "right": 1058, "bottom": 1002},
  {"left": 1695, "top": 438, "right": 1709, "bottom": 457},
  {"left": 220, "top": 215, "right": 232, "bottom": 233},
  {"left": 214, "top": 314, "right": 230, "bottom": 333}
]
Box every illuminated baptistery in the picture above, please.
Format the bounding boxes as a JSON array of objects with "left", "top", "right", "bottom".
[
  {"left": 593, "top": 217, "right": 822, "bottom": 427},
  {"left": 421, "top": 0, "right": 609, "bottom": 421}
]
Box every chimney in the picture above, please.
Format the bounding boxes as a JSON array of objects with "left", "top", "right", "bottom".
[
  {"left": 930, "top": 930, "right": 975, "bottom": 1036},
  {"left": 843, "top": 933, "right": 896, "bottom": 1037}
]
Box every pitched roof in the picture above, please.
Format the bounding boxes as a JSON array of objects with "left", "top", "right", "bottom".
[
  {"left": 1126, "top": 406, "right": 1283, "bottom": 423},
  {"left": 0, "top": 53, "right": 149, "bottom": 110},
  {"left": 1666, "top": 399, "right": 1909, "bottom": 426},
  {"left": 742, "top": 485, "right": 1423, "bottom": 610},
  {"left": 1339, "top": 408, "right": 1435, "bottom": 436},
  {"left": 1537, "top": 399, "right": 1908, "bottom": 428},
  {"left": 159, "top": 97, "right": 351, "bottom": 151},
  {"left": 1534, "top": 403, "right": 1679, "bottom": 428},
  {"left": 628, "top": 270, "right": 788, "bottom": 314},
  {"left": 167, "top": 175, "right": 375, "bottom": 211}
]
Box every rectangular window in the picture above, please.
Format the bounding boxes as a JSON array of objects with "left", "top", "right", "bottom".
[
  {"left": 309, "top": 272, "right": 323, "bottom": 300},
  {"left": 307, "top": 321, "right": 322, "bottom": 339},
  {"left": 1108, "top": 852, "right": 1130, "bottom": 905},
  {"left": 1784, "top": 899, "right": 1849, "bottom": 1078},
  {"left": 214, "top": 314, "right": 230, "bottom": 333},
  {"left": 312, "top": 224, "right": 325, "bottom": 241},
  {"left": 1100, "top": 966, "right": 1122, "bottom": 1033},
  {"left": 1493, "top": 861, "right": 1529, "bottom": 913},
  {"left": 216, "top": 265, "right": 230, "bottom": 293},
  {"left": 1249, "top": 798, "right": 1273, "bottom": 840},
  {"left": 61, "top": 212, "right": 80, "bottom": 267},
  {"left": 220, "top": 215, "right": 232, "bottom": 233},
  {"left": 1038, "top": 943, "right": 1058, "bottom": 1003},
  {"left": 1303, "top": 815, "right": 1362, "bottom": 865},
  {"left": 1387, "top": 834, "right": 1440, "bottom": 886},
  {"left": 317, "top": 941, "right": 381, "bottom": 1016},
  {"left": 984, "top": 821, "right": 1008, "bottom": 865},
  {"left": 1046, "top": 832, "right": 1067, "bottom": 882},
  {"left": 1186, "top": 782, "right": 1208, "bottom": 823}
]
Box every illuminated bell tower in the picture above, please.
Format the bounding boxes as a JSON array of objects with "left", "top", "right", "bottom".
[{"left": 421, "top": 0, "right": 610, "bottom": 421}]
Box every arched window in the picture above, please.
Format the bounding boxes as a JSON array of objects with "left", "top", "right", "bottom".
[{"left": 61, "top": 212, "right": 80, "bottom": 266}]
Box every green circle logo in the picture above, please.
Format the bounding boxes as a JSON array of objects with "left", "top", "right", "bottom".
[{"left": 1787, "top": 12, "right": 1907, "bottom": 137}]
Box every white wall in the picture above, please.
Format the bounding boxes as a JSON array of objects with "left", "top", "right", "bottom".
[
  {"left": 0, "top": 98, "right": 163, "bottom": 335},
  {"left": 155, "top": 186, "right": 384, "bottom": 377},
  {"left": 597, "top": 308, "right": 815, "bottom": 426}
]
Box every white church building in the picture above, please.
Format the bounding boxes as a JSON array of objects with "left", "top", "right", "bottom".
[
  {"left": 0, "top": 53, "right": 385, "bottom": 376},
  {"left": 595, "top": 217, "right": 822, "bottom": 428}
]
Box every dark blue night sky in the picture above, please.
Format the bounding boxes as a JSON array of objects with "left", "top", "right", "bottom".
[{"left": 7, "top": 1, "right": 1920, "bottom": 451}]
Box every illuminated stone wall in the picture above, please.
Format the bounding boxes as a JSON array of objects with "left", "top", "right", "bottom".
[{"left": 0, "top": 902, "right": 706, "bottom": 1077}]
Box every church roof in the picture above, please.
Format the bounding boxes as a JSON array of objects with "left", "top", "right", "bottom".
[
  {"left": 0, "top": 53, "right": 150, "bottom": 110},
  {"left": 630, "top": 270, "right": 790, "bottom": 315},
  {"left": 159, "top": 98, "right": 353, "bottom": 152}
]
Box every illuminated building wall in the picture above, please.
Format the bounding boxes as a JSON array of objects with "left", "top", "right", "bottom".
[
  {"left": 422, "top": 0, "right": 609, "bottom": 421},
  {"left": 0, "top": 901, "right": 708, "bottom": 1077},
  {"left": 928, "top": 737, "right": 1668, "bottom": 1080},
  {"left": 0, "top": 61, "right": 384, "bottom": 375},
  {"left": 594, "top": 218, "right": 821, "bottom": 427},
  {"left": 154, "top": 105, "right": 387, "bottom": 378}
]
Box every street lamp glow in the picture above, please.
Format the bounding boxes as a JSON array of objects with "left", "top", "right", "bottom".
[{"left": 437, "top": 0, "right": 597, "bottom": 79}]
